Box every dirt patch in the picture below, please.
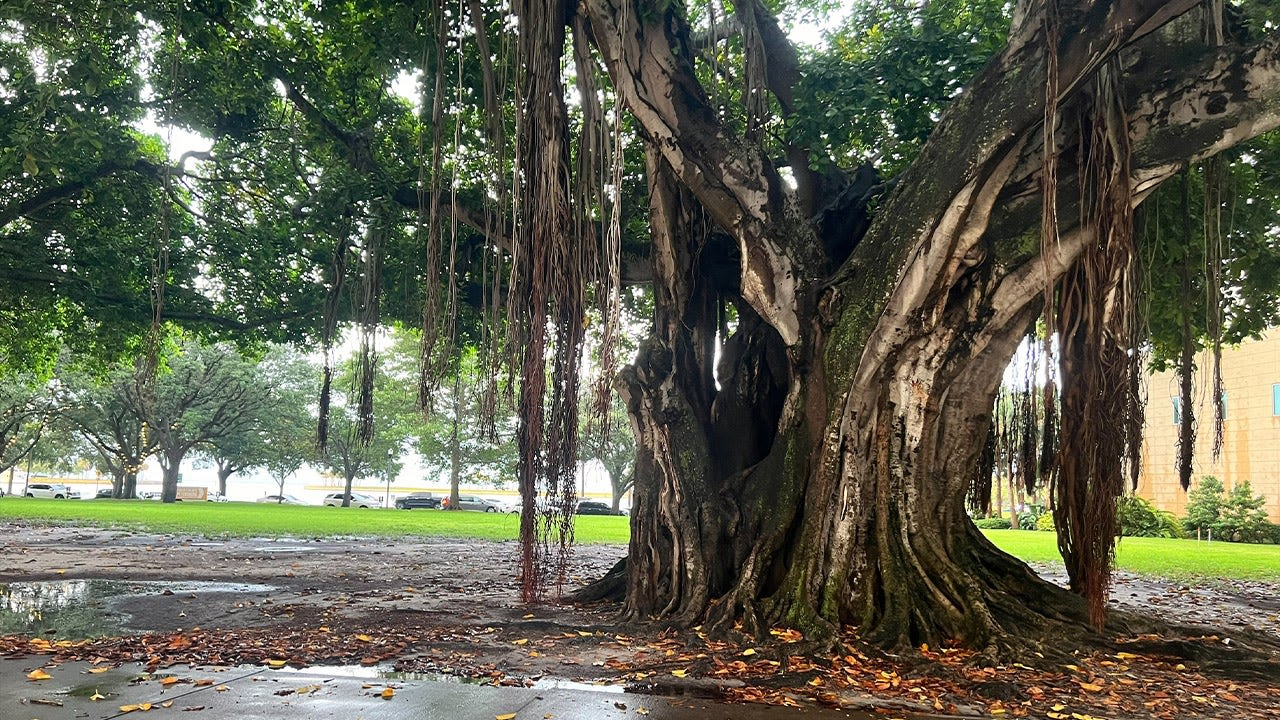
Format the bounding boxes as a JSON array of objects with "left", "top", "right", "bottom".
[{"left": 3, "top": 523, "right": 1279, "bottom": 718}]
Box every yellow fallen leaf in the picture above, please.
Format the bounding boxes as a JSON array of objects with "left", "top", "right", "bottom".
[
  {"left": 89, "top": 667, "right": 110, "bottom": 674},
  {"left": 1063, "top": 664, "right": 1079, "bottom": 672},
  {"left": 514, "top": 638, "right": 529, "bottom": 646},
  {"left": 741, "top": 648, "right": 757, "bottom": 656},
  {"left": 161, "top": 676, "right": 180, "bottom": 686},
  {"left": 522, "top": 614, "right": 535, "bottom": 619},
  {"left": 194, "top": 679, "right": 214, "bottom": 687},
  {"left": 1070, "top": 714, "right": 1094, "bottom": 720},
  {"left": 1078, "top": 682, "right": 1104, "bottom": 693},
  {"left": 161, "top": 701, "right": 174, "bottom": 708},
  {"left": 670, "top": 669, "right": 688, "bottom": 678},
  {"left": 27, "top": 669, "right": 52, "bottom": 680},
  {"left": 381, "top": 687, "right": 395, "bottom": 699},
  {"left": 214, "top": 685, "right": 230, "bottom": 692},
  {"left": 267, "top": 660, "right": 287, "bottom": 668},
  {"left": 1115, "top": 652, "right": 1139, "bottom": 660},
  {"left": 1192, "top": 696, "right": 1209, "bottom": 704},
  {"left": 55, "top": 569, "right": 66, "bottom": 574},
  {"left": 90, "top": 691, "right": 105, "bottom": 701},
  {"left": 120, "top": 704, "right": 141, "bottom": 713},
  {"left": 990, "top": 710, "right": 1005, "bottom": 716},
  {"left": 577, "top": 631, "right": 593, "bottom": 637},
  {"left": 496, "top": 714, "right": 517, "bottom": 720},
  {"left": 355, "top": 634, "right": 373, "bottom": 642},
  {"left": 636, "top": 709, "right": 650, "bottom": 716},
  {"left": 1048, "top": 713, "right": 1068, "bottom": 719},
  {"left": 528, "top": 650, "right": 539, "bottom": 657},
  {"left": 139, "top": 703, "right": 153, "bottom": 711}
]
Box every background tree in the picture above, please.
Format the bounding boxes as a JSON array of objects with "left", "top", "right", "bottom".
[
  {"left": 56, "top": 366, "right": 158, "bottom": 498},
  {"left": 579, "top": 395, "right": 636, "bottom": 512},
  {"left": 130, "top": 342, "right": 270, "bottom": 503},
  {"left": 0, "top": 372, "right": 50, "bottom": 493}
]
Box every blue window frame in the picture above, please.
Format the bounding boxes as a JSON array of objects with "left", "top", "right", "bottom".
[
  {"left": 1273, "top": 383, "right": 1280, "bottom": 416},
  {"left": 1172, "top": 397, "right": 1182, "bottom": 425}
]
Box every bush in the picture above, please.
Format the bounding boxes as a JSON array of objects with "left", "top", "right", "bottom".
[
  {"left": 974, "top": 517, "right": 1013, "bottom": 530},
  {"left": 1182, "top": 477, "right": 1278, "bottom": 543},
  {"left": 1117, "top": 495, "right": 1183, "bottom": 538},
  {"left": 1184, "top": 476, "right": 1224, "bottom": 534},
  {"left": 1035, "top": 512, "right": 1055, "bottom": 532},
  {"left": 1016, "top": 511, "right": 1040, "bottom": 530}
]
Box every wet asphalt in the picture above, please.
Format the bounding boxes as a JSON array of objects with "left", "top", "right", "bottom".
[{"left": 0, "top": 658, "right": 893, "bottom": 720}]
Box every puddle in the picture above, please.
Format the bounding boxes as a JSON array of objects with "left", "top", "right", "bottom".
[
  {"left": 267, "top": 664, "right": 625, "bottom": 693},
  {"left": 253, "top": 546, "right": 315, "bottom": 553},
  {"left": 0, "top": 580, "right": 276, "bottom": 639}
]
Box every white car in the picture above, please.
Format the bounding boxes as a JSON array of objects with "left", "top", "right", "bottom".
[
  {"left": 323, "top": 492, "right": 381, "bottom": 508},
  {"left": 24, "top": 483, "right": 80, "bottom": 499},
  {"left": 208, "top": 492, "right": 229, "bottom": 502}
]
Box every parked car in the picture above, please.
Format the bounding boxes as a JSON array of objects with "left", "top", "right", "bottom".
[
  {"left": 492, "top": 498, "right": 522, "bottom": 514},
  {"left": 257, "top": 494, "right": 306, "bottom": 505},
  {"left": 24, "top": 483, "right": 80, "bottom": 499},
  {"left": 323, "top": 492, "right": 381, "bottom": 508},
  {"left": 576, "top": 500, "right": 623, "bottom": 516},
  {"left": 441, "top": 495, "right": 499, "bottom": 512},
  {"left": 208, "top": 491, "right": 229, "bottom": 502},
  {"left": 138, "top": 491, "right": 161, "bottom": 500},
  {"left": 94, "top": 488, "right": 116, "bottom": 499},
  {"left": 394, "top": 493, "right": 441, "bottom": 510}
]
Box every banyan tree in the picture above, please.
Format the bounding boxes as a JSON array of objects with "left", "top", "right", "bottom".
[{"left": 4, "top": 0, "right": 1280, "bottom": 661}]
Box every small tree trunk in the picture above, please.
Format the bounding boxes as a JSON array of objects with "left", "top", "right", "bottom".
[{"left": 160, "top": 453, "right": 182, "bottom": 503}]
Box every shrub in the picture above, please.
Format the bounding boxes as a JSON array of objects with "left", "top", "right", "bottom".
[
  {"left": 1035, "top": 512, "right": 1055, "bottom": 532},
  {"left": 1216, "top": 481, "right": 1274, "bottom": 543},
  {"left": 1117, "top": 495, "right": 1182, "bottom": 538},
  {"left": 1184, "top": 476, "right": 1225, "bottom": 535},
  {"left": 974, "top": 517, "right": 1013, "bottom": 530},
  {"left": 1016, "top": 511, "right": 1040, "bottom": 530}
]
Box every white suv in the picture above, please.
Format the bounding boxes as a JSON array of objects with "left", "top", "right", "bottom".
[
  {"left": 323, "top": 492, "right": 381, "bottom": 508},
  {"left": 24, "top": 483, "right": 81, "bottom": 499}
]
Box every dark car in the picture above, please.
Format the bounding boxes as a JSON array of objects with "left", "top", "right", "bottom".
[
  {"left": 95, "top": 488, "right": 115, "bottom": 499},
  {"left": 395, "top": 493, "right": 441, "bottom": 510},
  {"left": 576, "top": 500, "right": 623, "bottom": 516}
]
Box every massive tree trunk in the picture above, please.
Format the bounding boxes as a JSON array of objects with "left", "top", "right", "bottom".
[{"left": 580, "top": 0, "right": 1280, "bottom": 655}]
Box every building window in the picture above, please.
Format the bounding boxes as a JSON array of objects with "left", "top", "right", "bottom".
[
  {"left": 1219, "top": 391, "right": 1228, "bottom": 421},
  {"left": 1274, "top": 383, "right": 1280, "bottom": 416},
  {"left": 1172, "top": 397, "right": 1181, "bottom": 425}
]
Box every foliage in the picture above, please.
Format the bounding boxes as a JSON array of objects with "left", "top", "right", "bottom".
[
  {"left": 0, "top": 372, "right": 51, "bottom": 475},
  {"left": 579, "top": 393, "right": 636, "bottom": 510},
  {"left": 1116, "top": 495, "right": 1183, "bottom": 539},
  {"left": 973, "top": 516, "right": 1013, "bottom": 530},
  {"left": 1183, "top": 476, "right": 1278, "bottom": 543},
  {"left": 1184, "top": 476, "right": 1226, "bottom": 535},
  {"left": 1035, "top": 513, "right": 1056, "bottom": 533}
]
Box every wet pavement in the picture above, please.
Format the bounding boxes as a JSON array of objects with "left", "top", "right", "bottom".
[{"left": 0, "top": 658, "right": 892, "bottom": 720}]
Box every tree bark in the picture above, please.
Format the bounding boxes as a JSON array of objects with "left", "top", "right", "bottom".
[{"left": 579, "top": 0, "right": 1280, "bottom": 656}]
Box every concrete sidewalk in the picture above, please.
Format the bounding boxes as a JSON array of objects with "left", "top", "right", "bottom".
[{"left": 1, "top": 658, "right": 884, "bottom": 720}]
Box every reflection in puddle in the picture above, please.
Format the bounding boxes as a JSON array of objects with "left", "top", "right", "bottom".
[
  {"left": 270, "top": 664, "right": 626, "bottom": 693},
  {"left": 0, "top": 580, "right": 276, "bottom": 639}
]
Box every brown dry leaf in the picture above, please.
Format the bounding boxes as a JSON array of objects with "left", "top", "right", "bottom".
[
  {"left": 193, "top": 679, "right": 214, "bottom": 687},
  {"left": 161, "top": 676, "right": 180, "bottom": 686},
  {"left": 1078, "top": 682, "right": 1104, "bottom": 693}
]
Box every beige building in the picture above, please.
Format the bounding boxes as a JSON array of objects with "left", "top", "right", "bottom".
[{"left": 1137, "top": 328, "right": 1280, "bottom": 522}]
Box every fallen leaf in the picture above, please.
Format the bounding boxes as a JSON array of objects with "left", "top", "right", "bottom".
[
  {"left": 193, "top": 679, "right": 214, "bottom": 687},
  {"left": 214, "top": 685, "right": 229, "bottom": 692},
  {"left": 496, "top": 714, "right": 517, "bottom": 720},
  {"left": 522, "top": 614, "right": 535, "bottom": 619},
  {"left": 1078, "top": 682, "right": 1104, "bottom": 693},
  {"left": 91, "top": 690, "right": 105, "bottom": 701},
  {"left": 381, "top": 687, "right": 395, "bottom": 699},
  {"left": 89, "top": 667, "right": 111, "bottom": 674},
  {"left": 514, "top": 638, "right": 529, "bottom": 646},
  {"left": 120, "top": 704, "right": 141, "bottom": 713},
  {"left": 670, "top": 669, "right": 688, "bottom": 678},
  {"left": 30, "top": 698, "right": 64, "bottom": 706},
  {"left": 355, "top": 634, "right": 373, "bottom": 642},
  {"left": 161, "top": 677, "right": 181, "bottom": 686},
  {"left": 636, "top": 709, "right": 649, "bottom": 716},
  {"left": 267, "top": 660, "right": 287, "bottom": 669},
  {"left": 741, "top": 649, "right": 757, "bottom": 656},
  {"left": 27, "top": 669, "right": 52, "bottom": 680},
  {"left": 1115, "top": 652, "right": 1139, "bottom": 660},
  {"left": 162, "top": 701, "right": 175, "bottom": 708}
]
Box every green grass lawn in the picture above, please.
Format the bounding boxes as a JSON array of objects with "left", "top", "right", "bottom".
[
  {"left": 0, "top": 497, "right": 630, "bottom": 544},
  {"left": 982, "top": 529, "right": 1280, "bottom": 582},
  {"left": 1, "top": 499, "right": 1276, "bottom": 582}
]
